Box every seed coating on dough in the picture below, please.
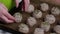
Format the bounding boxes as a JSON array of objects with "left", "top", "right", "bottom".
[
  {"left": 34, "top": 28, "right": 44, "bottom": 34},
  {"left": 45, "top": 14, "right": 56, "bottom": 24},
  {"left": 19, "top": 24, "right": 29, "bottom": 33},
  {"left": 13, "top": 12, "right": 22, "bottom": 23},
  {"left": 33, "top": 10, "right": 42, "bottom": 18},
  {"left": 27, "top": 4, "right": 34, "bottom": 13},
  {"left": 27, "top": 17, "right": 37, "bottom": 27},
  {"left": 41, "top": 22, "right": 50, "bottom": 32},
  {"left": 51, "top": 7, "right": 60, "bottom": 15},
  {"left": 54, "top": 25, "right": 60, "bottom": 34},
  {"left": 40, "top": 3, "right": 49, "bottom": 11}
]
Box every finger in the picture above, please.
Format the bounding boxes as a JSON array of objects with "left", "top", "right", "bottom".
[
  {"left": 3, "top": 11, "right": 15, "bottom": 21},
  {"left": 23, "top": 0, "right": 30, "bottom": 11},
  {"left": 0, "top": 5, "right": 15, "bottom": 21},
  {"left": 0, "top": 3, "right": 8, "bottom": 11},
  {"left": 54, "top": 0, "right": 60, "bottom": 4},
  {"left": 1, "top": 15, "right": 14, "bottom": 23},
  {"left": 15, "top": 0, "right": 19, "bottom": 8}
]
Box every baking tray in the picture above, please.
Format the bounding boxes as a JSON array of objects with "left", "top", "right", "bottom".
[{"left": 0, "top": 0, "right": 60, "bottom": 34}]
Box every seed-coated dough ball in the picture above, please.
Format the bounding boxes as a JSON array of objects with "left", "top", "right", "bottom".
[
  {"left": 51, "top": 7, "right": 60, "bottom": 15},
  {"left": 41, "top": 22, "right": 50, "bottom": 32},
  {"left": 19, "top": 24, "right": 29, "bottom": 33},
  {"left": 40, "top": 3, "right": 49, "bottom": 11},
  {"left": 45, "top": 14, "right": 56, "bottom": 24},
  {"left": 54, "top": 25, "right": 60, "bottom": 34},
  {"left": 27, "top": 4, "right": 34, "bottom": 13},
  {"left": 33, "top": 10, "right": 42, "bottom": 18},
  {"left": 34, "top": 28, "right": 44, "bottom": 34},
  {"left": 13, "top": 12, "right": 22, "bottom": 23},
  {"left": 27, "top": 17, "right": 37, "bottom": 27}
]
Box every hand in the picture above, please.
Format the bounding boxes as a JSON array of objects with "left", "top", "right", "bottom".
[
  {"left": 15, "top": 0, "right": 30, "bottom": 11},
  {"left": 0, "top": 3, "right": 15, "bottom": 23}
]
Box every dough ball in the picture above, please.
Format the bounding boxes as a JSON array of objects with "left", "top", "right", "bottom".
[
  {"left": 51, "top": 7, "right": 60, "bottom": 15},
  {"left": 13, "top": 12, "right": 22, "bottom": 23},
  {"left": 27, "top": 17, "right": 37, "bottom": 27},
  {"left": 41, "top": 22, "right": 50, "bottom": 32},
  {"left": 40, "top": 3, "right": 49, "bottom": 11},
  {"left": 27, "top": 4, "right": 35, "bottom": 13},
  {"left": 19, "top": 24, "right": 29, "bottom": 33},
  {"left": 45, "top": 14, "right": 56, "bottom": 24},
  {"left": 54, "top": 25, "right": 60, "bottom": 34},
  {"left": 33, "top": 10, "right": 42, "bottom": 18},
  {"left": 34, "top": 28, "right": 44, "bottom": 34}
]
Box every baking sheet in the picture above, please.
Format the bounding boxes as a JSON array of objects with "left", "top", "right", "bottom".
[{"left": 0, "top": 0, "right": 60, "bottom": 34}]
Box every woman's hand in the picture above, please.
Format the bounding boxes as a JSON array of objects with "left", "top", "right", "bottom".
[
  {"left": 0, "top": 0, "right": 30, "bottom": 23},
  {"left": 0, "top": 3, "right": 15, "bottom": 23},
  {"left": 15, "top": 0, "right": 30, "bottom": 11}
]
